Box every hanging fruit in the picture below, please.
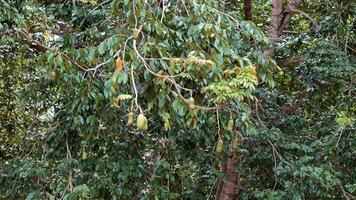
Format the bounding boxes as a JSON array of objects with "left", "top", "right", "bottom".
[
  {"left": 137, "top": 113, "right": 148, "bottom": 131},
  {"left": 133, "top": 28, "right": 139, "bottom": 39},
  {"left": 216, "top": 139, "right": 224, "bottom": 154},
  {"left": 232, "top": 138, "right": 238, "bottom": 151},
  {"left": 51, "top": 71, "right": 57, "bottom": 81},
  {"left": 188, "top": 97, "right": 195, "bottom": 109},
  {"left": 127, "top": 112, "right": 134, "bottom": 127},
  {"left": 227, "top": 118, "right": 234, "bottom": 132},
  {"left": 82, "top": 151, "right": 87, "bottom": 160}
]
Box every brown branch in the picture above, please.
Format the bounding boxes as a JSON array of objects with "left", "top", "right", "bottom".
[
  {"left": 19, "top": 31, "right": 49, "bottom": 52},
  {"left": 279, "top": 0, "right": 304, "bottom": 32},
  {"left": 276, "top": 55, "right": 304, "bottom": 68},
  {"left": 347, "top": 45, "right": 356, "bottom": 55},
  {"left": 243, "top": 0, "right": 253, "bottom": 21},
  {"left": 289, "top": 8, "right": 316, "bottom": 28},
  {"left": 18, "top": 30, "right": 88, "bottom": 71},
  {"left": 282, "top": 30, "right": 299, "bottom": 34},
  {"left": 61, "top": 53, "right": 88, "bottom": 71},
  {"left": 280, "top": 81, "right": 331, "bottom": 115}
]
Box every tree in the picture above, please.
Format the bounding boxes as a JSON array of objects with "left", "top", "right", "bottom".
[{"left": 0, "top": 0, "right": 355, "bottom": 199}]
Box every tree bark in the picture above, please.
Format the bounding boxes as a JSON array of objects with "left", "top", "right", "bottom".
[
  {"left": 243, "top": 0, "right": 253, "bottom": 21},
  {"left": 263, "top": 0, "right": 304, "bottom": 57},
  {"left": 215, "top": 153, "right": 240, "bottom": 200},
  {"left": 215, "top": 161, "right": 227, "bottom": 199}
]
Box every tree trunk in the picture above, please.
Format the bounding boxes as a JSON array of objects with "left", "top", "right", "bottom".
[
  {"left": 243, "top": 0, "right": 253, "bottom": 21},
  {"left": 263, "top": 0, "right": 304, "bottom": 57},
  {"left": 215, "top": 153, "right": 240, "bottom": 200}
]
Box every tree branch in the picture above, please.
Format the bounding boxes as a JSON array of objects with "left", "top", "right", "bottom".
[
  {"left": 18, "top": 30, "right": 88, "bottom": 71},
  {"left": 264, "top": 0, "right": 304, "bottom": 57}
]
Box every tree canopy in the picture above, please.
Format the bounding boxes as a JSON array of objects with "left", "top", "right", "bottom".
[{"left": 0, "top": 0, "right": 355, "bottom": 199}]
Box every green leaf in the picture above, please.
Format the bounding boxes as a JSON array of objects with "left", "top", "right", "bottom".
[{"left": 98, "top": 41, "right": 106, "bottom": 55}]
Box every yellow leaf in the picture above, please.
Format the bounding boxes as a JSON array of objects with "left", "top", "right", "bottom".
[
  {"left": 44, "top": 31, "right": 51, "bottom": 41},
  {"left": 116, "top": 94, "right": 132, "bottom": 101},
  {"left": 115, "top": 57, "right": 123, "bottom": 70}
]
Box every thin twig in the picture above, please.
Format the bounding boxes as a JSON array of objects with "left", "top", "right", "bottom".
[
  {"left": 65, "top": 140, "right": 73, "bottom": 192},
  {"left": 61, "top": 53, "right": 88, "bottom": 71},
  {"left": 160, "top": 0, "right": 165, "bottom": 23},
  {"left": 347, "top": 45, "right": 356, "bottom": 54},
  {"left": 133, "top": 0, "right": 138, "bottom": 27},
  {"left": 60, "top": 140, "right": 73, "bottom": 200},
  {"left": 131, "top": 27, "right": 222, "bottom": 111},
  {"left": 122, "top": 36, "right": 133, "bottom": 71},
  {"left": 211, "top": 8, "right": 239, "bottom": 25},
  {"left": 271, "top": 145, "right": 278, "bottom": 191},
  {"left": 216, "top": 109, "right": 221, "bottom": 140},
  {"left": 339, "top": 182, "right": 356, "bottom": 200},
  {"left": 336, "top": 129, "right": 344, "bottom": 147},
  {"left": 131, "top": 41, "right": 143, "bottom": 113},
  {"left": 59, "top": 184, "right": 70, "bottom": 200},
  {"left": 290, "top": 8, "right": 316, "bottom": 28},
  {"left": 132, "top": 38, "right": 191, "bottom": 92},
  {"left": 206, "top": 178, "right": 216, "bottom": 200},
  {"left": 267, "top": 139, "right": 293, "bottom": 167},
  {"left": 19, "top": 30, "right": 88, "bottom": 71},
  {"left": 92, "top": 0, "right": 111, "bottom": 10},
  {"left": 86, "top": 50, "right": 121, "bottom": 77},
  {"left": 180, "top": 0, "right": 190, "bottom": 16}
]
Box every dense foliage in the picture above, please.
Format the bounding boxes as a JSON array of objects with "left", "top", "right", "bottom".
[{"left": 0, "top": 0, "right": 355, "bottom": 199}]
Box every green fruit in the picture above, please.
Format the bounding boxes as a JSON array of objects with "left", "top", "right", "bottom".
[
  {"left": 157, "top": 70, "right": 164, "bottom": 75},
  {"left": 51, "top": 71, "right": 57, "bottom": 81},
  {"left": 227, "top": 118, "right": 234, "bottom": 132},
  {"left": 192, "top": 118, "right": 197, "bottom": 129},
  {"left": 232, "top": 138, "right": 238, "bottom": 150},
  {"left": 216, "top": 139, "right": 223, "bottom": 154},
  {"left": 127, "top": 112, "right": 134, "bottom": 127},
  {"left": 82, "top": 151, "right": 87, "bottom": 160},
  {"left": 133, "top": 28, "right": 139, "bottom": 39},
  {"left": 164, "top": 120, "right": 171, "bottom": 131},
  {"left": 143, "top": 121, "right": 148, "bottom": 131},
  {"left": 137, "top": 114, "right": 148, "bottom": 131},
  {"left": 188, "top": 97, "right": 195, "bottom": 109}
]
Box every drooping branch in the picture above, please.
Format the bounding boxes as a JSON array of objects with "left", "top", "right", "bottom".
[{"left": 18, "top": 30, "right": 88, "bottom": 71}]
